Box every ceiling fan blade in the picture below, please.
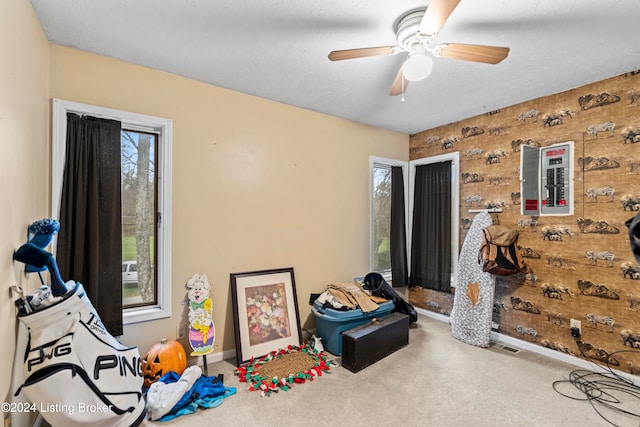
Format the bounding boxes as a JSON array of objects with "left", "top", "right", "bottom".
[
  {"left": 328, "top": 46, "right": 396, "bottom": 61},
  {"left": 436, "top": 43, "right": 510, "bottom": 64},
  {"left": 418, "top": 0, "right": 461, "bottom": 37},
  {"left": 389, "top": 66, "right": 408, "bottom": 96}
]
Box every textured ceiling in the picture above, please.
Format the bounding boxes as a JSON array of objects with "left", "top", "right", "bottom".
[{"left": 30, "top": 0, "right": 640, "bottom": 135}]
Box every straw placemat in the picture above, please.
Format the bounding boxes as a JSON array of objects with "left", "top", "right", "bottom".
[{"left": 235, "top": 344, "right": 330, "bottom": 397}]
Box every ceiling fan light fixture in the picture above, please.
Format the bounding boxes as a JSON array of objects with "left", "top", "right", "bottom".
[
  {"left": 328, "top": 1, "right": 509, "bottom": 96},
  {"left": 402, "top": 53, "right": 433, "bottom": 82}
]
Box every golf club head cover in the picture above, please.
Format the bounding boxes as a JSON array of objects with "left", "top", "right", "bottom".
[
  {"left": 24, "top": 219, "right": 60, "bottom": 273},
  {"left": 14, "top": 243, "right": 68, "bottom": 297}
]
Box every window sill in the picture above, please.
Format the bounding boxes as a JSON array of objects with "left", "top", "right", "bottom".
[
  {"left": 380, "top": 272, "right": 392, "bottom": 284},
  {"left": 123, "top": 305, "right": 171, "bottom": 325}
]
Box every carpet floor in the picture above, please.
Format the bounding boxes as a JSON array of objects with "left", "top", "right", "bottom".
[{"left": 142, "top": 313, "right": 640, "bottom": 427}]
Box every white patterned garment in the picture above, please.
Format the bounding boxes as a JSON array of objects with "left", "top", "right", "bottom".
[{"left": 450, "top": 211, "right": 495, "bottom": 347}]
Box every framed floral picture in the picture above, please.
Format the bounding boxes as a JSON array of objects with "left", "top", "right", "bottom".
[{"left": 230, "top": 267, "right": 302, "bottom": 366}]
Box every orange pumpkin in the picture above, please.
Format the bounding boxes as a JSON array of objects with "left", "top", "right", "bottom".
[{"left": 141, "top": 338, "right": 187, "bottom": 388}]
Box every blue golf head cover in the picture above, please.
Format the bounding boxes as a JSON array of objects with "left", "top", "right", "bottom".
[
  {"left": 25, "top": 219, "right": 60, "bottom": 273},
  {"left": 14, "top": 242, "right": 68, "bottom": 296}
]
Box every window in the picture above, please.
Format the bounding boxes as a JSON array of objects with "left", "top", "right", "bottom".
[
  {"left": 372, "top": 164, "right": 392, "bottom": 273},
  {"left": 52, "top": 99, "right": 172, "bottom": 324},
  {"left": 370, "top": 157, "right": 409, "bottom": 280},
  {"left": 370, "top": 153, "right": 460, "bottom": 287},
  {"left": 121, "top": 129, "right": 158, "bottom": 308},
  {"left": 409, "top": 153, "right": 460, "bottom": 287}
]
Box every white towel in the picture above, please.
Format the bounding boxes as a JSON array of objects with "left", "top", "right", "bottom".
[{"left": 146, "top": 365, "right": 202, "bottom": 420}]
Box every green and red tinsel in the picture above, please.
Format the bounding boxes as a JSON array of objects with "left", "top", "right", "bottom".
[{"left": 234, "top": 343, "right": 331, "bottom": 397}]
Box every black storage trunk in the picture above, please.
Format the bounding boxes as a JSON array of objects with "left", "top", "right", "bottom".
[{"left": 341, "top": 312, "right": 409, "bottom": 373}]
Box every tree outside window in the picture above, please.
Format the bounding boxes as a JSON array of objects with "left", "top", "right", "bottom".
[
  {"left": 372, "top": 165, "right": 392, "bottom": 273},
  {"left": 121, "top": 130, "right": 157, "bottom": 306}
]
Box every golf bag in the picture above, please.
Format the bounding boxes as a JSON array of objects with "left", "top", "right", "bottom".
[
  {"left": 14, "top": 282, "right": 146, "bottom": 427},
  {"left": 362, "top": 272, "right": 418, "bottom": 324}
]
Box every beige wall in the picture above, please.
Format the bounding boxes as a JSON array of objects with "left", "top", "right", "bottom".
[
  {"left": 48, "top": 46, "right": 408, "bottom": 359},
  {"left": 1, "top": 3, "right": 407, "bottom": 403},
  {"left": 0, "top": 0, "right": 51, "bottom": 403}
]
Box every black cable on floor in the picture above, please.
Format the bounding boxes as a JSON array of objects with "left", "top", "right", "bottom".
[{"left": 552, "top": 337, "right": 640, "bottom": 426}]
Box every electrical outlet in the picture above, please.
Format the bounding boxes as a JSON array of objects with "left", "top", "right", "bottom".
[
  {"left": 570, "top": 319, "right": 581, "bottom": 336},
  {"left": 176, "top": 324, "right": 187, "bottom": 340}
]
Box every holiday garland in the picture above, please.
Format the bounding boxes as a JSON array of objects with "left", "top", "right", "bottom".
[{"left": 234, "top": 344, "right": 331, "bottom": 397}]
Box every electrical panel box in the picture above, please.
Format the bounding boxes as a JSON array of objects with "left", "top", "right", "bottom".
[
  {"left": 521, "top": 145, "right": 540, "bottom": 216},
  {"left": 520, "top": 141, "right": 574, "bottom": 216}
]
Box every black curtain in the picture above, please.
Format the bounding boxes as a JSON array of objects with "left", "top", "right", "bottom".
[
  {"left": 390, "top": 166, "right": 408, "bottom": 287},
  {"left": 57, "top": 113, "right": 124, "bottom": 336},
  {"left": 409, "top": 161, "right": 452, "bottom": 292}
]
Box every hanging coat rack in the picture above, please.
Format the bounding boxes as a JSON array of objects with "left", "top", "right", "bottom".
[
  {"left": 468, "top": 208, "right": 502, "bottom": 224},
  {"left": 468, "top": 208, "right": 502, "bottom": 213}
]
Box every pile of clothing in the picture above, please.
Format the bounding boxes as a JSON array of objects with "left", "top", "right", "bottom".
[
  {"left": 314, "top": 282, "right": 387, "bottom": 312},
  {"left": 315, "top": 273, "right": 418, "bottom": 324},
  {"left": 146, "top": 366, "right": 236, "bottom": 421}
]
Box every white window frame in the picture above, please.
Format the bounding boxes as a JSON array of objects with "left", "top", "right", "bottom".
[
  {"left": 51, "top": 99, "right": 172, "bottom": 324},
  {"left": 408, "top": 152, "right": 460, "bottom": 287},
  {"left": 369, "top": 156, "right": 410, "bottom": 282}
]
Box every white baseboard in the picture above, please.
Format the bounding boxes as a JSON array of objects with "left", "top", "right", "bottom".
[
  {"left": 195, "top": 328, "right": 319, "bottom": 370},
  {"left": 416, "top": 307, "right": 640, "bottom": 385},
  {"left": 416, "top": 306, "right": 450, "bottom": 323},
  {"left": 192, "top": 348, "right": 236, "bottom": 368}
]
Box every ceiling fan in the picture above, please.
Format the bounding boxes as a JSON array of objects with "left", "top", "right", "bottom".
[{"left": 328, "top": 0, "right": 510, "bottom": 96}]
